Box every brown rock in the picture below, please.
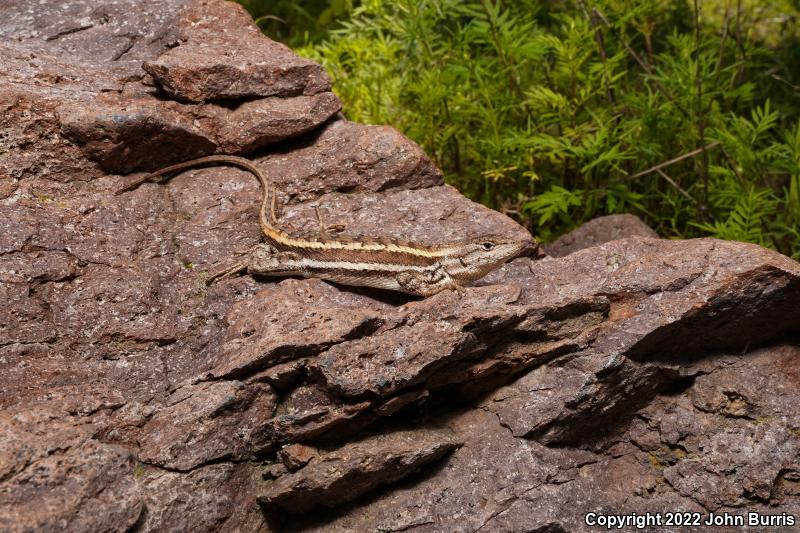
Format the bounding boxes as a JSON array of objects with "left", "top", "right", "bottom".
[
  {"left": 255, "top": 118, "right": 446, "bottom": 205},
  {"left": 142, "top": 38, "right": 331, "bottom": 103},
  {"left": 480, "top": 238, "right": 800, "bottom": 445},
  {"left": 58, "top": 91, "right": 341, "bottom": 173},
  {"left": 206, "top": 280, "right": 387, "bottom": 380},
  {"left": 258, "top": 429, "right": 461, "bottom": 513},
  {"left": 247, "top": 358, "right": 308, "bottom": 391},
  {"left": 259, "top": 382, "right": 373, "bottom": 449},
  {"left": 0, "top": 409, "right": 143, "bottom": 532},
  {"left": 57, "top": 95, "right": 217, "bottom": 174},
  {"left": 137, "top": 381, "right": 277, "bottom": 471},
  {"left": 278, "top": 443, "right": 319, "bottom": 471},
  {"left": 134, "top": 462, "right": 266, "bottom": 532},
  {"left": 142, "top": 1, "right": 331, "bottom": 102},
  {"left": 311, "top": 319, "right": 476, "bottom": 398},
  {"left": 1, "top": 0, "right": 341, "bottom": 174},
  {"left": 262, "top": 400, "right": 374, "bottom": 450},
  {"left": 657, "top": 346, "right": 800, "bottom": 510},
  {"left": 0, "top": 1, "right": 182, "bottom": 80},
  {"left": 214, "top": 92, "right": 341, "bottom": 153},
  {"left": 278, "top": 182, "right": 525, "bottom": 244},
  {"left": 263, "top": 462, "right": 289, "bottom": 480},
  {"left": 375, "top": 389, "right": 429, "bottom": 416},
  {"left": 286, "top": 344, "right": 800, "bottom": 530},
  {"left": 4, "top": 0, "right": 800, "bottom": 530},
  {"left": 544, "top": 213, "right": 659, "bottom": 257}
]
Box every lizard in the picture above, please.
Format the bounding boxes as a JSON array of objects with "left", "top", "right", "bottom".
[{"left": 117, "top": 155, "right": 537, "bottom": 297}]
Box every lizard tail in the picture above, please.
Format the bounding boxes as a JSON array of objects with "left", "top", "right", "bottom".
[{"left": 115, "top": 155, "right": 279, "bottom": 235}]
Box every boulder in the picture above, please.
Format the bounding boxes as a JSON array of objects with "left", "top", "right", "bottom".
[
  {"left": 2, "top": 1, "right": 799, "bottom": 531},
  {"left": 543, "top": 213, "right": 659, "bottom": 257}
]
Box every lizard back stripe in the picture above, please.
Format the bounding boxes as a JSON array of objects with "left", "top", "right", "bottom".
[
  {"left": 263, "top": 226, "right": 465, "bottom": 258},
  {"left": 275, "top": 257, "right": 435, "bottom": 273}
]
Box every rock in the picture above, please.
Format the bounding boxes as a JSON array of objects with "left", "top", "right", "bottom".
[
  {"left": 206, "top": 280, "right": 386, "bottom": 381},
  {"left": 657, "top": 346, "right": 800, "bottom": 510},
  {"left": 375, "top": 389, "right": 429, "bottom": 416},
  {"left": 1, "top": 0, "right": 341, "bottom": 173},
  {"left": 544, "top": 213, "right": 658, "bottom": 257},
  {"left": 478, "top": 237, "right": 800, "bottom": 445},
  {"left": 263, "top": 463, "right": 289, "bottom": 480},
  {"left": 261, "top": 398, "right": 374, "bottom": 450},
  {"left": 3, "top": 0, "right": 800, "bottom": 531},
  {"left": 258, "top": 429, "right": 462, "bottom": 513},
  {"left": 286, "top": 346, "right": 800, "bottom": 531},
  {"left": 0, "top": 1, "right": 183, "bottom": 79},
  {"left": 254, "top": 118, "right": 446, "bottom": 205},
  {"left": 0, "top": 409, "right": 143, "bottom": 532},
  {"left": 278, "top": 443, "right": 319, "bottom": 471},
  {"left": 134, "top": 463, "right": 266, "bottom": 532},
  {"left": 136, "top": 381, "right": 277, "bottom": 471},
  {"left": 57, "top": 94, "right": 217, "bottom": 174},
  {"left": 247, "top": 358, "right": 308, "bottom": 391},
  {"left": 142, "top": 1, "right": 332, "bottom": 102},
  {"left": 213, "top": 93, "right": 341, "bottom": 153},
  {"left": 57, "top": 86, "right": 341, "bottom": 174}
]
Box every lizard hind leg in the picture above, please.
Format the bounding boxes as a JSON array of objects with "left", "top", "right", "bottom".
[
  {"left": 205, "top": 244, "right": 274, "bottom": 285},
  {"left": 206, "top": 257, "right": 249, "bottom": 286}
]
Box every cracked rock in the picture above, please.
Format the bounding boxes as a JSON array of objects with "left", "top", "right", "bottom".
[
  {"left": 142, "top": 1, "right": 332, "bottom": 102},
  {"left": 278, "top": 443, "right": 319, "bottom": 471},
  {"left": 3, "top": 0, "right": 800, "bottom": 531},
  {"left": 58, "top": 91, "right": 342, "bottom": 173},
  {"left": 136, "top": 381, "right": 277, "bottom": 471},
  {"left": 258, "top": 429, "right": 462, "bottom": 513}
]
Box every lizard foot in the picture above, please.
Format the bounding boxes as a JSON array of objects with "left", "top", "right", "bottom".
[
  {"left": 314, "top": 206, "right": 347, "bottom": 234},
  {"left": 206, "top": 258, "right": 249, "bottom": 285}
]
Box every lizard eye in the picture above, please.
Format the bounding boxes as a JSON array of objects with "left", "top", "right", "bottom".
[{"left": 481, "top": 242, "right": 495, "bottom": 251}]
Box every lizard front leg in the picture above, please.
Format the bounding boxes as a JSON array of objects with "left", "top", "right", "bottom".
[{"left": 396, "top": 266, "right": 462, "bottom": 297}]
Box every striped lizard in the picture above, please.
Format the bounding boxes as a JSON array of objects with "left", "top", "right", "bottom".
[{"left": 118, "top": 156, "right": 536, "bottom": 296}]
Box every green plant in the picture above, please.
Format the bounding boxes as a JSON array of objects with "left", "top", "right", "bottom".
[{"left": 237, "top": 0, "right": 355, "bottom": 46}]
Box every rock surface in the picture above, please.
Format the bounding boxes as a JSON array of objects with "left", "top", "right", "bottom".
[
  {"left": 2, "top": 1, "right": 799, "bottom": 532},
  {"left": 0, "top": 0, "right": 341, "bottom": 174},
  {"left": 259, "top": 429, "right": 461, "bottom": 513},
  {"left": 543, "top": 213, "right": 659, "bottom": 257}
]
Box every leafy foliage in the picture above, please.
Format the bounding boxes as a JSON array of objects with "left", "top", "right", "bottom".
[
  {"left": 236, "top": 0, "right": 354, "bottom": 46},
  {"left": 240, "top": 0, "right": 800, "bottom": 259}
]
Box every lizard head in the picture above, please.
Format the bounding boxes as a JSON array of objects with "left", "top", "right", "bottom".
[{"left": 449, "top": 235, "right": 538, "bottom": 281}]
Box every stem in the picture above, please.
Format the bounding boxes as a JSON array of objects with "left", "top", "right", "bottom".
[
  {"left": 480, "top": 0, "right": 529, "bottom": 115},
  {"left": 735, "top": 0, "right": 746, "bottom": 83},
  {"left": 714, "top": 0, "right": 730, "bottom": 75},
  {"left": 594, "top": 8, "right": 691, "bottom": 120},
  {"left": 583, "top": 5, "right": 616, "bottom": 108},
  {"left": 694, "top": 0, "right": 710, "bottom": 218},
  {"left": 442, "top": 98, "right": 462, "bottom": 176},
  {"left": 656, "top": 169, "right": 695, "bottom": 203},
  {"left": 625, "top": 141, "right": 721, "bottom": 179}
]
